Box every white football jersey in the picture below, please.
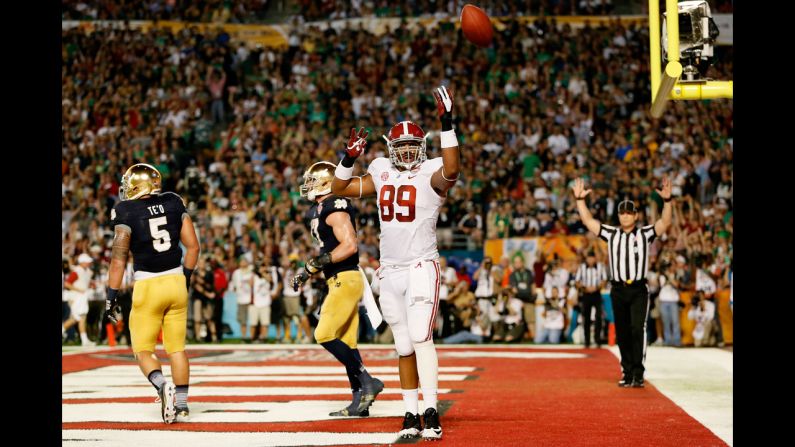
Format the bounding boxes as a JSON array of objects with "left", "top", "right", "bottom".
[{"left": 368, "top": 156, "right": 445, "bottom": 266}]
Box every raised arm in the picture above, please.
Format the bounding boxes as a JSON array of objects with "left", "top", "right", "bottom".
[
  {"left": 571, "top": 178, "right": 601, "bottom": 236},
  {"left": 654, "top": 176, "right": 673, "bottom": 236},
  {"left": 430, "top": 86, "right": 460, "bottom": 195},
  {"left": 331, "top": 127, "right": 377, "bottom": 198}
]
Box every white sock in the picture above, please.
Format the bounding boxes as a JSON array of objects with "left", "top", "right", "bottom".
[
  {"left": 80, "top": 332, "right": 90, "bottom": 344},
  {"left": 421, "top": 387, "right": 438, "bottom": 411},
  {"left": 401, "top": 388, "right": 419, "bottom": 415},
  {"left": 414, "top": 340, "right": 439, "bottom": 410}
]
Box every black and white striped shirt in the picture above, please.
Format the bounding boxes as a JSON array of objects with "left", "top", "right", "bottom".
[
  {"left": 575, "top": 262, "right": 608, "bottom": 289},
  {"left": 599, "top": 224, "right": 657, "bottom": 282}
]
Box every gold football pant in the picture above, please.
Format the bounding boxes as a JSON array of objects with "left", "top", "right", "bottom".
[
  {"left": 130, "top": 273, "right": 188, "bottom": 354},
  {"left": 314, "top": 270, "right": 363, "bottom": 349}
]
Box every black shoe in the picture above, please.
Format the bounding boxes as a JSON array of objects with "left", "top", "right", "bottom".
[
  {"left": 618, "top": 374, "right": 632, "bottom": 387},
  {"left": 329, "top": 391, "right": 370, "bottom": 417},
  {"left": 421, "top": 407, "right": 443, "bottom": 440},
  {"left": 355, "top": 376, "right": 384, "bottom": 413},
  {"left": 399, "top": 412, "right": 422, "bottom": 439},
  {"left": 631, "top": 377, "right": 645, "bottom": 388}
]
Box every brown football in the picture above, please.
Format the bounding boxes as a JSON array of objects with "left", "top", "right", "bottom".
[{"left": 460, "top": 4, "right": 493, "bottom": 48}]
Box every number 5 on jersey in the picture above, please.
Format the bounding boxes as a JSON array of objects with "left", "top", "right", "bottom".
[
  {"left": 379, "top": 185, "right": 416, "bottom": 222},
  {"left": 149, "top": 216, "right": 172, "bottom": 252}
]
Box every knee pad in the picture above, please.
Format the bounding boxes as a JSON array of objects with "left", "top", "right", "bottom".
[
  {"left": 314, "top": 326, "right": 334, "bottom": 344},
  {"left": 391, "top": 323, "right": 414, "bottom": 357}
]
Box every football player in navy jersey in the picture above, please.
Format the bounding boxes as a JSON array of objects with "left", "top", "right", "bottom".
[
  {"left": 106, "top": 163, "right": 201, "bottom": 424},
  {"left": 292, "top": 161, "right": 384, "bottom": 417}
]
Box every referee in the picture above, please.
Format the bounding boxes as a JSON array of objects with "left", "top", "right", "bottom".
[
  {"left": 572, "top": 177, "right": 672, "bottom": 388},
  {"left": 575, "top": 252, "right": 607, "bottom": 349}
]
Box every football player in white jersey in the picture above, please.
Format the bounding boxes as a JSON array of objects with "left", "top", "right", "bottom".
[{"left": 331, "top": 86, "right": 459, "bottom": 440}]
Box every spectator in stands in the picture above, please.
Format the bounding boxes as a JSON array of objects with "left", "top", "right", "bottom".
[{"left": 458, "top": 205, "right": 484, "bottom": 250}]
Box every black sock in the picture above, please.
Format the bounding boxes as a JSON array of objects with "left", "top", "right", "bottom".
[
  {"left": 321, "top": 339, "right": 366, "bottom": 389},
  {"left": 348, "top": 349, "right": 364, "bottom": 390},
  {"left": 147, "top": 370, "right": 166, "bottom": 391},
  {"left": 351, "top": 348, "right": 372, "bottom": 382}
]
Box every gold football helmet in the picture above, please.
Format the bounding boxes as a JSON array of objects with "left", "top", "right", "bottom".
[
  {"left": 120, "top": 163, "right": 162, "bottom": 201},
  {"left": 300, "top": 161, "right": 336, "bottom": 201}
]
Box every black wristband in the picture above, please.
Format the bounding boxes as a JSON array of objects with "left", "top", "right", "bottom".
[
  {"left": 576, "top": 197, "right": 586, "bottom": 201},
  {"left": 441, "top": 116, "right": 453, "bottom": 132},
  {"left": 341, "top": 153, "right": 356, "bottom": 168},
  {"left": 317, "top": 252, "right": 332, "bottom": 267},
  {"left": 184, "top": 266, "right": 194, "bottom": 281},
  {"left": 106, "top": 287, "right": 119, "bottom": 302},
  {"left": 663, "top": 197, "right": 672, "bottom": 203}
]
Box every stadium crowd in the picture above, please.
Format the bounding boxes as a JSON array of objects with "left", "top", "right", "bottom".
[
  {"left": 61, "top": 7, "right": 733, "bottom": 348},
  {"left": 62, "top": 1, "right": 735, "bottom": 23}
]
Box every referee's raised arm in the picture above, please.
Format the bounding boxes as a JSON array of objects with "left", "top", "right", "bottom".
[
  {"left": 571, "top": 178, "right": 601, "bottom": 235},
  {"left": 654, "top": 176, "right": 674, "bottom": 236}
]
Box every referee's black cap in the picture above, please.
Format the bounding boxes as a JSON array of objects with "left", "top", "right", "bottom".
[{"left": 618, "top": 198, "right": 637, "bottom": 214}]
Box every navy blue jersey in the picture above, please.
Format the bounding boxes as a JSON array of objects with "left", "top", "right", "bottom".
[
  {"left": 307, "top": 195, "right": 359, "bottom": 278},
  {"left": 111, "top": 192, "right": 187, "bottom": 273}
]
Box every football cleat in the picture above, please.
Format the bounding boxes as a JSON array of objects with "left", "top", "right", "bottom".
[
  {"left": 355, "top": 377, "right": 384, "bottom": 413},
  {"left": 158, "top": 382, "right": 177, "bottom": 424},
  {"left": 421, "top": 407, "right": 443, "bottom": 440},
  {"left": 176, "top": 406, "right": 190, "bottom": 420},
  {"left": 399, "top": 412, "right": 423, "bottom": 439},
  {"left": 329, "top": 391, "right": 370, "bottom": 417}
]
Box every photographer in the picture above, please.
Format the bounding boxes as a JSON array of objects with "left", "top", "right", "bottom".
[
  {"left": 695, "top": 258, "right": 723, "bottom": 347},
  {"left": 534, "top": 287, "right": 566, "bottom": 344},
  {"left": 191, "top": 257, "right": 218, "bottom": 342},
  {"left": 473, "top": 257, "right": 497, "bottom": 312},
  {"left": 687, "top": 293, "right": 717, "bottom": 347},
  {"left": 490, "top": 288, "right": 525, "bottom": 343},
  {"left": 508, "top": 256, "right": 536, "bottom": 341},
  {"left": 442, "top": 291, "right": 490, "bottom": 344}
]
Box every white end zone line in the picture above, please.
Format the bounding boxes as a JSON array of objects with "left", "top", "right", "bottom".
[
  {"left": 62, "top": 430, "right": 400, "bottom": 447},
  {"left": 608, "top": 345, "right": 732, "bottom": 446},
  {"left": 63, "top": 400, "right": 410, "bottom": 423}
]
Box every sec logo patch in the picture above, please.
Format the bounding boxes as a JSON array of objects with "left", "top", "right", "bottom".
[{"left": 381, "top": 172, "right": 389, "bottom": 181}]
